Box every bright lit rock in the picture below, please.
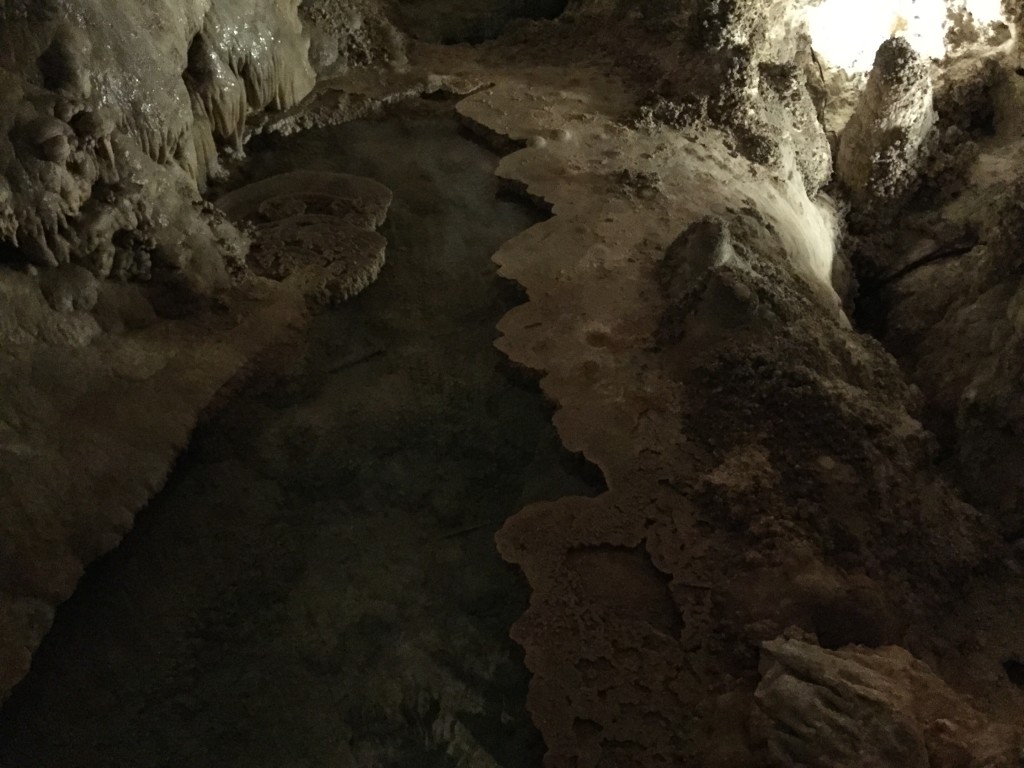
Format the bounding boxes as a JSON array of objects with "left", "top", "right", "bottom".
[
  {"left": 836, "top": 36, "right": 936, "bottom": 220},
  {"left": 805, "top": 0, "right": 1011, "bottom": 73}
]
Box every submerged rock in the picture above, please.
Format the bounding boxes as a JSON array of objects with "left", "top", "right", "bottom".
[{"left": 216, "top": 170, "right": 393, "bottom": 305}]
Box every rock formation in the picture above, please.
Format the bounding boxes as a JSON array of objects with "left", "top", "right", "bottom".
[
  {"left": 754, "top": 637, "right": 1021, "bottom": 768},
  {"left": 0, "top": 0, "right": 385, "bottom": 704},
  {"left": 1, "top": 0, "right": 1023, "bottom": 766},
  {"left": 216, "top": 170, "right": 393, "bottom": 305},
  {"left": 0, "top": 0, "right": 314, "bottom": 288},
  {"left": 836, "top": 37, "right": 936, "bottom": 221}
]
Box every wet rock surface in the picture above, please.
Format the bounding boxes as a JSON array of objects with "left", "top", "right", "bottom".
[
  {"left": 0, "top": 0, "right": 314, "bottom": 288},
  {"left": 0, "top": 103, "right": 599, "bottom": 767},
  {"left": 216, "top": 170, "right": 393, "bottom": 304}
]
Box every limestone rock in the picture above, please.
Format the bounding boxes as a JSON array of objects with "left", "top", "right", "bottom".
[
  {"left": 39, "top": 263, "right": 99, "bottom": 313},
  {"left": 216, "top": 170, "right": 393, "bottom": 305},
  {"left": 0, "top": 0, "right": 315, "bottom": 285},
  {"left": 658, "top": 217, "right": 737, "bottom": 307},
  {"left": 837, "top": 37, "right": 936, "bottom": 222},
  {"left": 647, "top": 1, "right": 832, "bottom": 195},
  {"left": 300, "top": 0, "right": 407, "bottom": 75},
  {"left": 754, "top": 638, "right": 1023, "bottom": 768}
]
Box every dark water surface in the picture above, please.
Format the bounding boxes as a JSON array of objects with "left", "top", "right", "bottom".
[{"left": 0, "top": 100, "right": 600, "bottom": 768}]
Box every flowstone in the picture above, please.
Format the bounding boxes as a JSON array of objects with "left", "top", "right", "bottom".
[{"left": 0, "top": 0, "right": 315, "bottom": 289}]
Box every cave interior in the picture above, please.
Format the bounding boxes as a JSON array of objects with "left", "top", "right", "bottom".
[{"left": 1, "top": 0, "right": 1024, "bottom": 766}]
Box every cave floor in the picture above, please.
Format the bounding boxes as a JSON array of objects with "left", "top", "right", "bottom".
[{"left": 0, "top": 101, "right": 600, "bottom": 768}]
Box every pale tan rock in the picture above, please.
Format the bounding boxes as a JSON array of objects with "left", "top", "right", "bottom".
[
  {"left": 0, "top": 0, "right": 315, "bottom": 281},
  {"left": 837, "top": 37, "right": 936, "bottom": 220}
]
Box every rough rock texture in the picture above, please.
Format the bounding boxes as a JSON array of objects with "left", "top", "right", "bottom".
[
  {"left": 0, "top": 0, "right": 314, "bottom": 287},
  {"left": 401, "top": 12, "right": 1023, "bottom": 766},
  {"left": 852, "top": 57, "right": 1024, "bottom": 534},
  {"left": 216, "top": 170, "right": 392, "bottom": 305},
  {"left": 837, "top": 37, "right": 936, "bottom": 223},
  {"left": 639, "top": 0, "right": 833, "bottom": 197},
  {"left": 3, "top": 0, "right": 1024, "bottom": 764},
  {"left": 300, "top": 0, "right": 406, "bottom": 75},
  {"left": 754, "top": 637, "right": 1022, "bottom": 768}
]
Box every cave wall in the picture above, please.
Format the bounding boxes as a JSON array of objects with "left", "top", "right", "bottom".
[
  {"left": 1, "top": 0, "right": 1023, "bottom": 764},
  {"left": 395, "top": 0, "right": 567, "bottom": 43},
  {"left": 0, "top": 0, "right": 314, "bottom": 292}
]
